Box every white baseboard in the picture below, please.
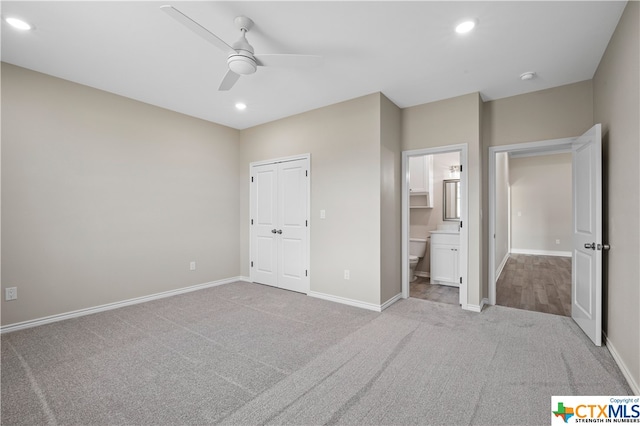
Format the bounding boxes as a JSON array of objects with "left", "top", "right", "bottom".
[
  {"left": 511, "top": 248, "right": 571, "bottom": 257},
  {"left": 496, "top": 252, "right": 509, "bottom": 280},
  {"left": 465, "top": 298, "right": 489, "bottom": 313},
  {"left": 381, "top": 293, "right": 403, "bottom": 311},
  {"left": 0, "top": 277, "right": 242, "bottom": 334},
  {"left": 605, "top": 333, "right": 640, "bottom": 395},
  {"left": 308, "top": 291, "right": 386, "bottom": 312}
]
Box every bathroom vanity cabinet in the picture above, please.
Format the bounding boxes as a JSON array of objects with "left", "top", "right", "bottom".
[{"left": 430, "top": 231, "right": 460, "bottom": 287}]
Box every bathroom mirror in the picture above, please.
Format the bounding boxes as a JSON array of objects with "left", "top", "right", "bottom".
[{"left": 443, "top": 179, "right": 460, "bottom": 221}]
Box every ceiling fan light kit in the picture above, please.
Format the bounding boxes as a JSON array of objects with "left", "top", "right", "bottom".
[{"left": 161, "top": 5, "right": 321, "bottom": 91}]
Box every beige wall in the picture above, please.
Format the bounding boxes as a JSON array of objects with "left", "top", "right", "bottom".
[
  {"left": 402, "top": 93, "right": 483, "bottom": 307},
  {"left": 593, "top": 0, "right": 640, "bottom": 392},
  {"left": 483, "top": 80, "right": 594, "bottom": 147},
  {"left": 509, "top": 154, "right": 572, "bottom": 253},
  {"left": 239, "top": 93, "right": 384, "bottom": 305},
  {"left": 379, "top": 94, "right": 402, "bottom": 304},
  {"left": 494, "top": 152, "right": 509, "bottom": 273},
  {"left": 1, "top": 63, "right": 241, "bottom": 325},
  {"left": 483, "top": 80, "right": 595, "bottom": 301}
]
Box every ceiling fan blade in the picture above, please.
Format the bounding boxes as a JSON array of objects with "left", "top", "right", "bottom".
[
  {"left": 160, "top": 5, "right": 235, "bottom": 54},
  {"left": 218, "top": 70, "right": 241, "bottom": 91},
  {"left": 254, "top": 54, "right": 322, "bottom": 68}
]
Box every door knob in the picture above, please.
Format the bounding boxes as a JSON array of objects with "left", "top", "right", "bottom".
[
  {"left": 277, "top": 229, "right": 283, "bottom": 234},
  {"left": 271, "top": 229, "right": 277, "bottom": 234},
  {"left": 584, "top": 242, "right": 595, "bottom": 250},
  {"left": 599, "top": 244, "right": 610, "bottom": 251}
]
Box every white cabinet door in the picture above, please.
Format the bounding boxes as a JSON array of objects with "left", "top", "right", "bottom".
[
  {"left": 250, "top": 158, "right": 309, "bottom": 294},
  {"left": 409, "top": 156, "right": 427, "bottom": 193},
  {"left": 431, "top": 243, "right": 459, "bottom": 285},
  {"left": 409, "top": 155, "right": 434, "bottom": 207}
]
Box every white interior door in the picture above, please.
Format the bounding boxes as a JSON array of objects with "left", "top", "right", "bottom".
[
  {"left": 571, "top": 124, "right": 603, "bottom": 346},
  {"left": 277, "top": 160, "right": 308, "bottom": 292},
  {"left": 250, "top": 157, "right": 309, "bottom": 294},
  {"left": 251, "top": 163, "right": 278, "bottom": 287}
]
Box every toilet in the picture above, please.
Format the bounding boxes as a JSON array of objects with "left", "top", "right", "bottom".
[{"left": 409, "top": 238, "right": 428, "bottom": 282}]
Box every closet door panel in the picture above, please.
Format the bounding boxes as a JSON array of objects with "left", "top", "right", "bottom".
[
  {"left": 277, "top": 159, "right": 308, "bottom": 293},
  {"left": 251, "top": 164, "right": 278, "bottom": 287}
]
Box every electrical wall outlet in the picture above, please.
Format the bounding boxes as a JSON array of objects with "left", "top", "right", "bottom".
[
  {"left": 5, "top": 287, "right": 17, "bottom": 301},
  {"left": 189, "top": 261, "right": 196, "bottom": 271},
  {"left": 344, "top": 269, "right": 350, "bottom": 280}
]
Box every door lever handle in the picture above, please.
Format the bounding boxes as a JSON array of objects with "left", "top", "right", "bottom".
[
  {"left": 277, "top": 229, "right": 283, "bottom": 234},
  {"left": 599, "top": 244, "right": 610, "bottom": 251},
  {"left": 271, "top": 229, "right": 277, "bottom": 234},
  {"left": 584, "top": 242, "right": 595, "bottom": 250}
]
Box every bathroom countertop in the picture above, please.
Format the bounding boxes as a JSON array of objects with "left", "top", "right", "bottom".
[{"left": 429, "top": 229, "right": 460, "bottom": 234}]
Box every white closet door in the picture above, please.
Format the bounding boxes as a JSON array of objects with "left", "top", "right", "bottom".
[
  {"left": 250, "top": 157, "right": 309, "bottom": 294},
  {"left": 251, "top": 163, "right": 278, "bottom": 287},
  {"left": 277, "top": 159, "right": 308, "bottom": 293}
]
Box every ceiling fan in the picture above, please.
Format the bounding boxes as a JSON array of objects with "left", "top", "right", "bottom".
[{"left": 160, "top": 5, "right": 322, "bottom": 91}]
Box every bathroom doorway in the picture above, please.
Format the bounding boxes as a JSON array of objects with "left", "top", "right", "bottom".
[{"left": 401, "top": 144, "right": 468, "bottom": 309}]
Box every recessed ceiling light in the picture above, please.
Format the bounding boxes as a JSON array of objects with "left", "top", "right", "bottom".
[
  {"left": 5, "top": 17, "right": 32, "bottom": 31},
  {"left": 520, "top": 72, "right": 536, "bottom": 81},
  {"left": 455, "top": 20, "right": 476, "bottom": 34},
  {"left": 235, "top": 102, "right": 247, "bottom": 111}
]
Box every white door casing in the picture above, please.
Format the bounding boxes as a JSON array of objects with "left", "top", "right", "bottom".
[
  {"left": 571, "top": 124, "right": 603, "bottom": 346},
  {"left": 250, "top": 156, "right": 310, "bottom": 294}
]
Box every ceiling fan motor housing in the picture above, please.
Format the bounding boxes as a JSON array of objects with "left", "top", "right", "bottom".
[
  {"left": 228, "top": 31, "right": 257, "bottom": 75},
  {"left": 228, "top": 52, "right": 257, "bottom": 75}
]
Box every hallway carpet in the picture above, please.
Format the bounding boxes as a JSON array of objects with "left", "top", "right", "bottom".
[{"left": 2, "top": 281, "right": 631, "bottom": 425}]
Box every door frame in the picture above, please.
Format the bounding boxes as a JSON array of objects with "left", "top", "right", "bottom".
[
  {"left": 487, "top": 138, "right": 574, "bottom": 305},
  {"left": 249, "top": 153, "right": 311, "bottom": 293},
  {"left": 401, "top": 144, "right": 469, "bottom": 309}
]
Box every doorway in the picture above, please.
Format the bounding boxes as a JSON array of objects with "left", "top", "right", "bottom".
[
  {"left": 489, "top": 138, "right": 574, "bottom": 312},
  {"left": 401, "top": 144, "right": 469, "bottom": 309},
  {"left": 249, "top": 154, "right": 310, "bottom": 294}
]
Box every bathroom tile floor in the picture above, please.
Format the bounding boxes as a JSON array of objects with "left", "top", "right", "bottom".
[
  {"left": 410, "top": 277, "right": 459, "bottom": 306},
  {"left": 496, "top": 254, "right": 571, "bottom": 317}
]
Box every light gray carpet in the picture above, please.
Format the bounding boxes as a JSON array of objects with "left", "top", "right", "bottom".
[{"left": 1, "top": 281, "right": 632, "bottom": 425}]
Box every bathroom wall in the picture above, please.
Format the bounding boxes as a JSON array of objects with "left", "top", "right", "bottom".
[{"left": 410, "top": 151, "right": 461, "bottom": 276}]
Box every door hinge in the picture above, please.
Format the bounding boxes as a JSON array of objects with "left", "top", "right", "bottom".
[
  {"left": 460, "top": 221, "right": 462, "bottom": 228},
  {"left": 251, "top": 176, "right": 254, "bottom": 183},
  {"left": 459, "top": 165, "right": 463, "bottom": 172},
  {"left": 306, "top": 170, "right": 308, "bottom": 177},
  {"left": 459, "top": 277, "right": 462, "bottom": 284},
  {"left": 305, "top": 270, "right": 308, "bottom": 277},
  {"left": 306, "top": 220, "right": 308, "bottom": 227},
  {"left": 251, "top": 261, "right": 254, "bottom": 267},
  {"left": 251, "top": 219, "right": 253, "bottom": 225}
]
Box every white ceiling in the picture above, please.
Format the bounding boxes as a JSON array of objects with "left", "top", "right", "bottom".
[{"left": 1, "top": 1, "right": 627, "bottom": 130}]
